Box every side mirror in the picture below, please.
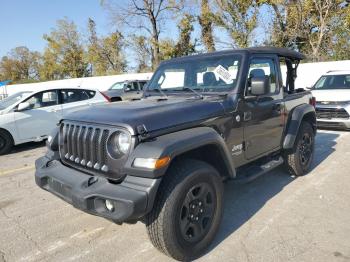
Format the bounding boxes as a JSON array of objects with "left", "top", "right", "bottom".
[
  {"left": 250, "top": 76, "right": 269, "bottom": 96},
  {"left": 17, "top": 102, "right": 31, "bottom": 111},
  {"left": 125, "top": 86, "right": 131, "bottom": 92}
]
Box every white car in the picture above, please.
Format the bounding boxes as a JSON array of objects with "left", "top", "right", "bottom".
[
  {"left": 0, "top": 87, "right": 109, "bottom": 154},
  {"left": 311, "top": 70, "right": 350, "bottom": 130}
]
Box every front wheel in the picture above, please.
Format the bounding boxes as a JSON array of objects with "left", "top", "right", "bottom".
[
  {"left": 146, "top": 159, "right": 224, "bottom": 261},
  {"left": 284, "top": 121, "right": 315, "bottom": 176},
  {"left": 0, "top": 130, "right": 13, "bottom": 155}
]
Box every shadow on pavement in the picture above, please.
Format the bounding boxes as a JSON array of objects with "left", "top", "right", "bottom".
[
  {"left": 206, "top": 130, "right": 340, "bottom": 255},
  {"left": 9, "top": 141, "right": 46, "bottom": 154}
]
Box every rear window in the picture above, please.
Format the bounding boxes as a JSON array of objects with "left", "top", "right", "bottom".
[{"left": 60, "top": 89, "right": 95, "bottom": 104}]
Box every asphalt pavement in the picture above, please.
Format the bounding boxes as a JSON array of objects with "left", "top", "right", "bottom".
[{"left": 0, "top": 130, "right": 349, "bottom": 262}]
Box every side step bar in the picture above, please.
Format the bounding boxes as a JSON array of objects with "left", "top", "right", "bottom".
[{"left": 233, "top": 157, "right": 284, "bottom": 184}]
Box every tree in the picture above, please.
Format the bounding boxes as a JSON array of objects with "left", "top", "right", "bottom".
[
  {"left": 215, "top": 0, "right": 259, "bottom": 48},
  {"left": 130, "top": 35, "right": 153, "bottom": 72},
  {"left": 0, "top": 46, "right": 41, "bottom": 83},
  {"left": 198, "top": 0, "right": 216, "bottom": 51},
  {"left": 173, "top": 14, "right": 196, "bottom": 57},
  {"left": 262, "top": 0, "right": 350, "bottom": 61},
  {"left": 158, "top": 14, "right": 196, "bottom": 61},
  {"left": 87, "top": 18, "right": 127, "bottom": 76},
  {"left": 103, "top": 0, "right": 184, "bottom": 69},
  {"left": 41, "top": 18, "right": 88, "bottom": 80}
]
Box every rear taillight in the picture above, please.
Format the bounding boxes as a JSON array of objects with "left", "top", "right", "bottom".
[
  {"left": 100, "top": 91, "right": 111, "bottom": 102},
  {"left": 309, "top": 97, "right": 316, "bottom": 108}
]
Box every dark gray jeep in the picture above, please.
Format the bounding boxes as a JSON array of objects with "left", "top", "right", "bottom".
[{"left": 35, "top": 47, "right": 316, "bottom": 261}]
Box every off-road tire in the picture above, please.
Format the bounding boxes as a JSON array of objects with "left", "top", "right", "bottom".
[
  {"left": 284, "top": 121, "right": 314, "bottom": 176},
  {"left": 145, "top": 159, "right": 224, "bottom": 261},
  {"left": 0, "top": 130, "right": 13, "bottom": 155}
]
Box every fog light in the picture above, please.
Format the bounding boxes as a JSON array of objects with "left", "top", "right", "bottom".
[{"left": 105, "top": 200, "right": 115, "bottom": 212}]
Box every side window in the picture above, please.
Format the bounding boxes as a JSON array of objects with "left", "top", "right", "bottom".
[
  {"left": 132, "top": 82, "right": 139, "bottom": 91},
  {"left": 247, "top": 58, "right": 278, "bottom": 95},
  {"left": 139, "top": 81, "right": 147, "bottom": 90},
  {"left": 25, "top": 90, "right": 58, "bottom": 109},
  {"left": 125, "top": 83, "right": 133, "bottom": 92},
  {"left": 85, "top": 90, "right": 96, "bottom": 99},
  {"left": 60, "top": 89, "right": 90, "bottom": 104}
]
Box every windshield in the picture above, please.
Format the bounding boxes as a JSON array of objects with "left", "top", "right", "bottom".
[
  {"left": 0, "top": 91, "right": 32, "bottom": 110},
  {"left": 109, "top": 82, "right": 125, "bottom": 90},
  {"left": 147, "top": 55, "right": 242, "bottom": 93},
  {"left": 314, "top": 74, "right": 350, "bottom": 90}
]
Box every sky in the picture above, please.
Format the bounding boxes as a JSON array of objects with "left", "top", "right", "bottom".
[
  {"left": 0, "top": 1, "right": 271, "bottom": 59},
  {"left": 0, "top": 0, "right": 110, "bottom": 57}
]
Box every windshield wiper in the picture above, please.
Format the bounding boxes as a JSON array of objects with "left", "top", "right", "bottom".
[{"left": 183, "top": 87, "right": 204, "bottom": 99}]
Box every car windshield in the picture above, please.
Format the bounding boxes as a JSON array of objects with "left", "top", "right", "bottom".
[
  {"left": 314, "top": 74, "right": 350, "bottom": 90},
  {"left": 147, "top": 54, "right": 242, "bottom": 93},
  {"left": 110, "top": 82, "right": 125, "bottom": 90},
  {"left": 0, "top": 91, "right": 32, "bottom": 110}
]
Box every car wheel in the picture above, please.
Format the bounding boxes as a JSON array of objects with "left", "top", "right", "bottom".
[
  {"left": 146, "top": 159, "right": 224, "bottom": 261},
  {"left": 284, "top": 121, "right": 315, "bottom": 176},
  {"left": 0, "top": 130, "right": 14, "bottom": 155}
]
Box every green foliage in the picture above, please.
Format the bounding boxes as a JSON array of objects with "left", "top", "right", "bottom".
[
  {"left": 215, "top": 0, "right": 259, "bottom": 48},
  {"left": 262, "top": 0, "right": 350, "bottom": 61},
  {"left": 173, "top": 14, "right": 196, "bottom": 57},
  {"left": 131, "top": 35, "right": 153, "bottom": 72},
  {"left": 198, "top": 0, "right": 216, "bottom": 51},
  {"left": 1, "top": 0, "right": 350, "bottom": 84},
  {"left": 0, "top": 46, "right": 41, "bottom": 84},
  {"left": 41, "top": 18, "right": 88, "bottom": 80},
  {"left": 87, "top": 18, "right": 127, "bottom": 76}
]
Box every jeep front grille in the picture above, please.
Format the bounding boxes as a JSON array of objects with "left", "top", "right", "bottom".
[
  {"left": 316, "top": 108, "right": 349, "bottom": 119},
  {"left": 59, "top": 122, "right": 110, "bottom": 173}
]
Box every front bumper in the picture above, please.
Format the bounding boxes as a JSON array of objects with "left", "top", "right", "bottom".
[
  {"left": 316, "top": 105, "right": 350, "bottom": 130},
  {"left": 35, "top": 156, "right": 161, "bottom": 223},
  {"left": 317, "top": 119, "right": 350, "bottom": 129}
]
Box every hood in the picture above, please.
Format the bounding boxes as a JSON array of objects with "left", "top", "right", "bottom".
[
  {"left": 64, "top": 96, "right": 227, "bottom": 135},
  {"left": 312, "top": 89, "right": 350, "bottom": 102}
]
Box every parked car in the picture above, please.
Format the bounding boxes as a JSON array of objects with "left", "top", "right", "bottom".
[
  {"left": 0, "top": 87, "right": 109, "bottom": 154},
  {"left": 310, "top": 70, "right": 350, "bottom": 129},
  {"left": 36, "top": 47, "right": 316, "bottom": 261},
  {"left": 102, "top": 80, "right": 148, "bottom": 102}
]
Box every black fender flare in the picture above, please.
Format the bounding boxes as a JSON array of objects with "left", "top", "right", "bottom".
[
  {"left": 124, "top": 127, "right": 236, "bottom": 179},
  {"left": 283, "top": 104, "right": 316, "bottom": 149}
]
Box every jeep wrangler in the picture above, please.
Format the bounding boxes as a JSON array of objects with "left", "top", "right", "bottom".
[{"left": 35, "top": 47, "right": 316, "bottom": 261}]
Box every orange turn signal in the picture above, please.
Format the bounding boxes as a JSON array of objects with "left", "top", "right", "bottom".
[{"left": 155, "top": 156, "right": 171, "bottom": 169}]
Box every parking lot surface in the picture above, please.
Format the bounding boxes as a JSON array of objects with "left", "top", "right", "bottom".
[{"left": 0, "top": 130, "right": 350, "bottom": 262}]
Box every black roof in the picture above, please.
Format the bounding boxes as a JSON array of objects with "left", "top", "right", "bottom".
[{"left": 162, "top": 47, "right": 305, "bottom": 64}]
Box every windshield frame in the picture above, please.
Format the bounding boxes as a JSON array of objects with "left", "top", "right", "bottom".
[
  {"left": 313, "top": 74, "right": 350, "bottom": 90},
  {"left": 0, "top": 91, "right": 32, "bottom": 110},
  {"left": 146, "top": 53, "right": 243, "bottom": 94}
]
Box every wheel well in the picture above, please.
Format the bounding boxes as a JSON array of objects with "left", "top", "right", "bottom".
[
  {"left": 0, "top": 128, "right": 14, "bottom": 143},
  {"left": 302, "top": 111, "right": 317, "bottom": 134},
  {"left": 171, "top": 144, "right": 232, "bottom": 180},
  {"left": 111, "top": 97, "right": 122, "bottom": 102}
]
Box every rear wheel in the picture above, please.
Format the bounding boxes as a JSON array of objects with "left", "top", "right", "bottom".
[
  {"left": 284, "top": 121, "right": 314, "bottom": 176},
  {"left": 0, "top": 130, "right": 14, "bottom": 155},
  {"left": 146, "top": 159, "right": 224, "bottom": 261}
]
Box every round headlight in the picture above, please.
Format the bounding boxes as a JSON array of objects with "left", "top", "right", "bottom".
[{"left": 107, "top": 131, "right": 131, "bottom": 159}]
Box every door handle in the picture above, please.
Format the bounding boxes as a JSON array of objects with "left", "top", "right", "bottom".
[{"left": 50, "top": 109, "right": 57, "bottom": 112}]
